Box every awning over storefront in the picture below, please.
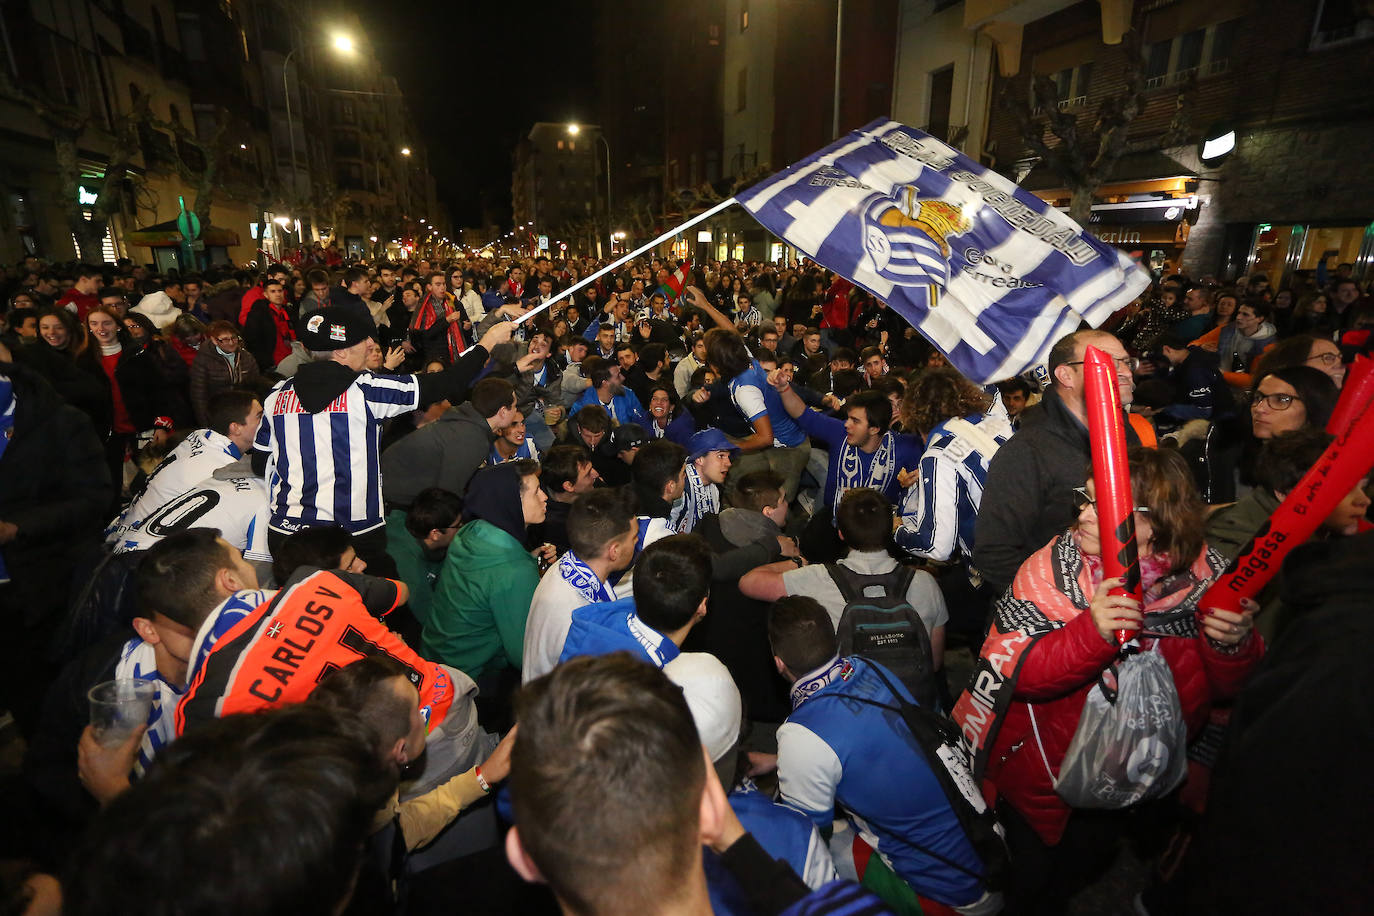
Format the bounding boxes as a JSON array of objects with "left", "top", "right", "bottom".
[
  {"left": 1022, "top": 150, "right": 1197, "bottom": 200},
  {"left": 125, "top": 219, "right": 241, "bottom": 249},
  {"left": 1081, "top": 197, "right": 1199, "bottom": 225}
]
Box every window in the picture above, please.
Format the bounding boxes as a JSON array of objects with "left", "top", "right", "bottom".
[
  {"left": 740, "top": 0, "right": 748, "bottom": 32},
  {"left": 736, "top": 67, "right": 747, "bottom": 112},
  {"left": 177, "top": 12, "right": 206, "bottom": 61},
  {"left": 927, "top": 66, "right": 953, "bottom": 140},
  {"left": 1144, "top": 40, "right": 1171, "bottom": 83},
  {"left": 1041, "top": 63, "right": 1091, "bottom": 109},
  {"left": 557, "top": 139, "right": 565, "bottom": 150},
  {"left": 1210, "top": 19, "right": 1239, "bottom": 71},
  {"left": 708, "top": 23, "right": 720, "bottom": 45},
  {"left": 150, "top": 8, "right": 166, "bottom": 76},
  {"left": 1311, "top": 0, "right": 1374, "bottom": 49},
  {"left": 1143, "top": 19, "right": 1241, "bottom": 88},
  {"left": 1175, "top": 28, "right": 1205, "bottom": 79}
]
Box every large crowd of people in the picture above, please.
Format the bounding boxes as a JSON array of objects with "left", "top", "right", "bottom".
[{"left": 0, "top": 248, "right": 1370, "bottom": 915}]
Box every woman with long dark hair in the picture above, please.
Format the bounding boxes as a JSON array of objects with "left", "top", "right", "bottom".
[
  {"left": 21, "top": 307, "right": 109, "bottom": 433},
  {"left": 123, "top": 312, "right": 191, "bottom": 423},
  {"left": 1292, "top": 292, "right": 1336, "bottom": 335},
  {"left": 77, "top": 306, "right": 175, "bottom": 497}
]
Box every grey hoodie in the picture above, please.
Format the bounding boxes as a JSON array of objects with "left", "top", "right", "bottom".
[{"left": 379, "top": 401, "right": 496, "bottom": 508}]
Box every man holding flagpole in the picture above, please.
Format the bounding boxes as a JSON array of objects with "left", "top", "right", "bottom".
[{"left": 683, "top": 287, "right": 813, "bottom": 504}]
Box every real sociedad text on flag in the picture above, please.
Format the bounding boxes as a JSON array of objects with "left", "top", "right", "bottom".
[{"left": 738, "top": 119, "right": 1151, "bottom": 384}]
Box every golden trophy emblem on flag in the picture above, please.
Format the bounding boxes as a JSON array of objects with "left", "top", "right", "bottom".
[
  {"left": 862, "top": 187, "right": 970, "bottom": 304},
  {"left": 877, "top": 188, "right": 970, "bottom": 258}
]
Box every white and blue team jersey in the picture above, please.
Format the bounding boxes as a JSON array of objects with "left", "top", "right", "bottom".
[
  {"left": 487, "top": 437, "right": 540, "bottom": 465},
  {"left": 113, "top": 470, "right": 272, "bottom": 563},
  {"left": 779, "top": 657, "right": 990, "bottom": 908},
  {"left": 728, "top": 360, "right": 807, "bottom": 447},
  {"left": 895, "top": 404, "right": 1013, "bottom": 565},
  {"left": 256, "top": 372, "right": 421, "bottom": 535},
  {"left": 106, "top": 429, "right": 242, "bottom": 543}
]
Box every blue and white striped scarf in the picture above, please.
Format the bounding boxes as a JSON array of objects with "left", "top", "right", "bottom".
[
  {"left": 672, "top": 463, "right": 718, "bottom": 534},
  {"left": 790, "top": 656, "right": 849, "bottom": 710},
  {"left": 831, "top": 430, "right": 897, "bottom": 522},
  {"left": 113, "top": 638, "right": 184, "bottom": 778},
  {"left": 556, "top": 550, "right": 614, "bottom": 605}
]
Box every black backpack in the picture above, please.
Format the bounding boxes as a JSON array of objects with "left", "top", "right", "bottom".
[
  {"left": 815, "top": 660, "right": 1009, "bottom": 893},
  {"left": 827, "top": 563, "right": 938, "bottom": 710}
]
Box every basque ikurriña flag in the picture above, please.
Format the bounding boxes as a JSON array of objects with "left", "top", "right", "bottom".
[
  {"left": 738, "top": 119, "right": 1151, "bottom": 384},
  {"left": 660, "top": 258, "right": 692, "bottom": 304}
]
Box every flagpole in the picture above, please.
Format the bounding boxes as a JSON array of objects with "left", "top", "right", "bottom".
[{"left": 511, "top": 197, "right": 738, "bottom": 327}]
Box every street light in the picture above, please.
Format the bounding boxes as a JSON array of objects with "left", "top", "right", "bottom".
[
  {"left": 400, "top": 147, "right": 411, "bottom": 156},
  {"left": 1200, "top": 123, "right": 1237, "bottom": 167},
  {"left": 282, "top": 34, "right": 356, "bottom": 198},
  {"left": 567, "top": 122, "right": 613, "bottom": 255}
]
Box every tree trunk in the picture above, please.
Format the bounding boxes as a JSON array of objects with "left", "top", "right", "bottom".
[
  {"left": 193, "top": 157, "right": 217, "bottom": 228},
  {"left": 1068, "top": 184, "right": 1096, "bottom": 224},
  {"left": 53, "top": 133, "right": 110, "bottom": 260}
]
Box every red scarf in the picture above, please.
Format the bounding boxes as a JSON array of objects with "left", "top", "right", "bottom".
[
  {"left": 237, "top": 299, "right": 296, "bottom": 365},
  {"left": 952, "top": 530, "right": 1223, "bottom": 781},
  {"left": 414, "top": 292, "right": 466, "bottom": 361}
]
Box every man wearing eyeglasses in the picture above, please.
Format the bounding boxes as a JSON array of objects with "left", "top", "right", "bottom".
[{"left": 974, "top": 329, "right": 1147, "bottom": 597}]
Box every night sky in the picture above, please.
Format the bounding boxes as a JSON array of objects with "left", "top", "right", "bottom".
[{"left": 358, "top": 0, "right": 599, "bottom": 230}]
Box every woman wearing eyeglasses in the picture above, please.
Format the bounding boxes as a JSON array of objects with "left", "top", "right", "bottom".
[
  {"left": 1252, "top": 333, "right": 1347, "bottom": 389},
  {"left": 954, "top": 448, "right": 1262, "bottom": 911},
  {"left": 1187, "top": 364, "right": 1339, "bottom": 503},
  {"left": 1248, "top": 365, "right": 1338, "bottom": 440},
  {"left": 189, "top": 320, "right": 263, "bottom": 427}
]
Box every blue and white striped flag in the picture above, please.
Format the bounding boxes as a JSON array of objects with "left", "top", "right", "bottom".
[{"left": 739, "top": 119, "right": 1151, "bottom": 384}]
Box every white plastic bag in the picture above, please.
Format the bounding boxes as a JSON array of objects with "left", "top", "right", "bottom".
[{"left": 1033, "top": 644, "right": 1188, "bottom": 810}]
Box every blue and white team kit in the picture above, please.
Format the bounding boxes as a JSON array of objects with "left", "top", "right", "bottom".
[
  {"left": 256, "top": 372, "right": 422, "bottom": 535},
  {"left": 106, "top": 428, "right": 245, "bottom": 545}
]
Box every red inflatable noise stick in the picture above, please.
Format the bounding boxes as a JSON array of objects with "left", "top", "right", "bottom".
[
  {"left": 1327, "top": 353, "right": 1374, "bottom": 437},
  {"left": 1201, "top": 387, "right": 1374, "bottom": 615},
  {"left": 1082, "top": 345, "right": 1142, "bottom": 646}
]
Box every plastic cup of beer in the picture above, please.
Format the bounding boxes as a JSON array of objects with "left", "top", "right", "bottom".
[{"left": 87, "top": 678, "right": 156, "bottom": 747}]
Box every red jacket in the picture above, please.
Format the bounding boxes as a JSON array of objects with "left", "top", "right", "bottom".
[
  {"left": 820, "top": 277, "right": 853, "bottom": 330},
  {"left": 979, "top": 539, "right": 1262, "bottom": 845},
  {"left": 239, "top": 284, "right": 265, "bottom": 316}
]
